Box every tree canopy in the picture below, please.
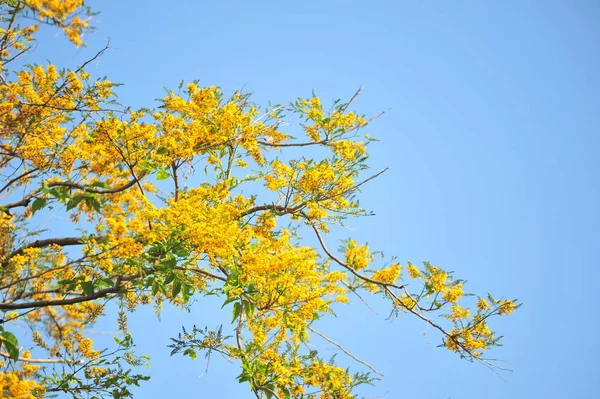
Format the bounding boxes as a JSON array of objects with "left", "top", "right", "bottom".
[{"left": 0, "top": 2, "right": 518, "bottom": 398}]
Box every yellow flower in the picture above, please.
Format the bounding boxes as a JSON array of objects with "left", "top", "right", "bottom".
[
  {"left": 344, "top": 240, "right": 371, "bottom": 270},
  {"left": 370, "top": 263, "right": 402, "bottom": 287},
  {"left": 498, "top": 300, "right": 516, "bottom": 315},
  {"left": 427, "top": 266, "right": 447, "bottom": 292},
  {"left": 442, "top": 284, "right": 464, "bottom": 303},
  {"left": 407, "top": 264, "right": 421, "bottom": 279},
  {"left": 476, "top": 298, "right": 491, "bottom": 312},
  {"left": 449, "top": 305, "right": 470, "bottom": 321}
]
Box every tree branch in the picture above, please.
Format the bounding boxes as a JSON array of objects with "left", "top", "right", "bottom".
[
  {"left": 175, "top": 266, "right": 226, "bottom": 282},
  {"left": 8, "top": 236, "right": 102, "bottom": 259},
  {"left": 0, "top": 350, "right": 80, "bottom": 364},
  {"left": 309, "top": 223, "right": 405, "bottom": 290},
  {"left": 0, "top": 168, "right": 39, "bottom": 194},
  {"left": 46, "top": 176, "right": 143, "bottom": 194},
  {"left": 239, "top": 203, "right": 305, "bottom": 218},
  {"left": 2, "top": 175, "right": 144, "bottom": 211},
  {"left": 308, "top": 326, "right": 384, "bottom": 377},
  {"left": 0, "top": 275, "right": 136, "bottom": 310}
]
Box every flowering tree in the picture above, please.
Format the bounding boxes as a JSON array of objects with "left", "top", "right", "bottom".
[{"left": 0, "top": 1, "right": 518, "bottom": 398}]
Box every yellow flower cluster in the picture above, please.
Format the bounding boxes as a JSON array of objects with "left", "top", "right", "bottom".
[
  {"left": 24, "top": 0, "right": 88, "bottom": 45},
  {"left": 368, "top": 263, "right": 402, "bottom": 292},
  {"left": 395, "top": 292, "right": 418, "bottom": 310},
  {"left": 265, "top": 160, "right": 293, "bottom": 191},
  {"left": 0, "top": 372, "right": 43, "bottom": 399},
  {"left": 153, "top": 84, "right": 287, "bottom": 165},
  {"left": 303, "top": 362, "right": 354, "bottom": 398},
  {"left": 0, "top": 351, "right": 43, "bottom": 398},
  {"left": 344, "top": 240, "right": 372, "bottom": 270},
  {"left": 445, "top": 319, "right": 495, "bottom": 358},
  {"left": 407, "top": 264, "right": 421, "bottom": 278},
  {"left": 449, "top": 305, "right": 471, "bottom": 321},
  {"left": 76, "top": 336, "right": 100, "bottom": 360},
  {"left": 477, "top": 298, "right": 491, "bottom": 312},
  {"left": 427, "top": 266, "right": 448, "bottom": 293},
  {"left": 442, "top": 284, "right": 464, "bottom": 303},
  {"left": 0, "top": 5, "right": 518, "bottom": 393},
  {"left": 498, "top": 299, "right": 517, "bottom": 315},
  {"left": 300, "top": 97, "right": 323, "bottom": 121},
  {"left": 330, "top": 139, "right": 366, "bottom": 161}
]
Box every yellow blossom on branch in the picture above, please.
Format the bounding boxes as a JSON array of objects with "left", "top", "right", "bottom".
[{"left": 0, "top": 4, "right": 519, "bottom": 398}]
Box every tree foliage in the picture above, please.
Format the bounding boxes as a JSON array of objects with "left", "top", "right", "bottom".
[{"left": 0, "top": 2, "right": 518, "bottom": 398}]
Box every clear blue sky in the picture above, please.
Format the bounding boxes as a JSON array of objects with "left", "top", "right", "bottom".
[{"left": 32, "top": 1, "right": 599, "bottom": 398}]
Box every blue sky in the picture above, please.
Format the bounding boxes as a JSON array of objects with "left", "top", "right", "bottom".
[{"left": 31, "top": 1, "right": 600, "bottom": 398}]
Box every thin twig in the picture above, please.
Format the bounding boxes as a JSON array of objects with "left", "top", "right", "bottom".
[
  {"left": 0, "top": 351, "right": 80, "bottom": 364},
  {"left": 309, "top": 223, "right": 405, "bottom": 290},
  {"left": 342, "top": 281, "right": 379, "bottom": 315},
  {"left": 308, "top": 326, "right": 384, "bottom": 377}
]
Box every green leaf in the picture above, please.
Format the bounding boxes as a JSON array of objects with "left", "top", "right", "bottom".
[
  {"left": 243, "top": 300, "right": 254, "bottom": 317},
  {"left": 139, "top": 160, "right": 154, "bottom": 172},
  {"left": 58, "top": 278, "right": 79, "bottom": 291},
  {"left": 85, "top": 197, "right": 102, "bottom": 212},
  {"left": 264, "top": 384, "right": 276, "bottom": 399},
  {"left": 89, "top": 181, "right": 109, "bottom": 188},
  {"left": 183, "top": 348, "right": 197, "bottom": 360},
  {"left": 160, "top": 257, "right": 177, "bottom": 269},
  {"left": 31, "top": 198, "right": 47, "bottom": 215},
  {"left": 156, "top": 169, "right": 170, "bottom": 180},
  {"left": 143, "top": 276, "right": 154, "bottom": 288},
  {"left": 1, "top": 331, "right": 18, "bottom": 346},
  {"left": 163, "top": 273, "right": 175, "bottom": 285},
  {"left": 221, "top": 296, "right": 237, "bottom": 308},
  {"left": 94, "top": 278, "right": 114, "bottom": 290},
  {"left": 66, "top": 194, "right": 86, "bottom": 211},
  {"left": 172, "top": 246, "right": 188, "bottom": 257},
  {"left": 182, "top": 285, "right": 191, "bottom": 303},
  {"left": 232, "top": 302, "right": 242, "bottom": 323},
  {"left": 1, "top": 331, "right": 19, "bottom": 360},
  {"left": 2, "top": 340, "right": 18, "bottom": 361},
  {"left": 48, "top": 186, "right": 70, "bottom": 201},
  {"left": 156, "top": 146, "right": 169, "bottom": 155},
  {"left": 80, "top": 281, "right": 95, "bottom": 296},
  {"left": 151, "top": 281, "right": 160, "bottom": 296},
  {"left": 1, "top": 0, "right": 20, "bottom": 8},
  {"left": 171, "top": 281, "right": 182, "bottom": 298}
]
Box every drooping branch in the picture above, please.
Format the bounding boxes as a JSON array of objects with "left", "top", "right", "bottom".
[
  {"left": 0, "top": 255, "right": 86, "bottom": 291},
  {"left": 255, "top": 139, "right": 330, "bottom": 148},
  {"left": 308, "top": 326, "right": 384, "bottom": 377},
  {"left": 240, "top": 203, "right": 305, "bottom": 218},
  {"left": 308, "top": 222, "right": 405, "bottom": 291},
  {"left": 338, "top": 167, "right": 388, "bottom": 197},
  {"left": 2, "top": 175, "right": 144, "bottom": 212},
  {"left": 0, "top": 167, "right": 39, "bottom": 194},
  {"left": 17, "top": 102, "right": 127, "bottom": 114},
  {"left": 0, "top": 350, "right": 79, "bottom": 364},
  {"left": 309, "top": 219, "right": 490, "bottom": 365},
  {"left": 8, "top": 235, "right": 103, "bottom": 259},
  {"left": 40, "top": 43, "right": 112, "bottom": 108},
  {"left": 46, "top": 176, "right": 143, "bottom": 194},
  {"left": 0, "top": 3, "right": 21, "bottom": 68},
  {"left": 239, "top": 168, "right": 389, "bottom": 220},
  {"left": 255, "top": 93, "right": 388, "bottom": 148},
  {"left": 0, "top": 275, "right": 134, "bottom": 310},
  {"left": 175, "top": 266, "right": 227, "bottom": 282}
]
